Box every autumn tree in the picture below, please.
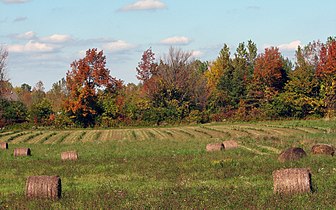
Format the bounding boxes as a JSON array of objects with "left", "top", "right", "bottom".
[
  {"left": 316, "top": 38, "right": 336, "bottom": 117},
  {"left": 0, "top": 47, "right": 8, "bottom": 98},
  {"left": 136, "top": 47, "right": 157, "bottom": 82},
  {"left": 65, "top": 48, "right": 119, "bottom": 127},
  {"left": 278, "top": 45, "right": 321, "bottom": 117},
  {"left": 46, "top": 78, "right": 68, "bottom": 113}
]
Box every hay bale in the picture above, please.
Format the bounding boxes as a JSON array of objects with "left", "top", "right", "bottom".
[
  {"left": 206, "top": 143, "right": 224, "bottom": 152},
  {"left": 311, "top": 144, "right": 335, "bottom": 156},
  {"left": 278, "top": 147, "right": 306, "bottom": 162},
  {"left": 26, "top": 176, "right": 61, "bottom": 199},
  {"left": 14, "top": 148, "right": 31, "bottom": 157},
  {"left": 0, "top": 142, "right": 8, "bottom": 149},
  {"left": 61, "top": 151, "right": 78, "bottom": 160},
  {"left": 273, "top": 168, "right": 312, "bottom": 195},
  {"left": 222, "top": 140, "right": 238, "bottom": 150}
]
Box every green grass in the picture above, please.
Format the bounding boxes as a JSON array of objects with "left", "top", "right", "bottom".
[{"left": 0, "top": 119, "right": 336, "bottom": 209}]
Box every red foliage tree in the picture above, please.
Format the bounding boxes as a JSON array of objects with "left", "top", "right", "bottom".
[
  {"left": 65, "top": 48, "right": 120, "bottom": 126},
  {"left": 136, "top": 47, "right": 157, "bottom": 82},
  {"left": 317, "top": 40, "right": 336, "bottom": 78},
  {"left": 253, "top": 47, "right": 285, "bottom": 90}
]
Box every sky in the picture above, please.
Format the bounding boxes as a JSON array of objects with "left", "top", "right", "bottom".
[{"left": 0, "top": 0, "right": 335, "bottom": 90}]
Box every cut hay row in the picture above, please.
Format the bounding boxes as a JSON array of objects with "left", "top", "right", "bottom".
[
  {"left": 255, "top": 144, "right": 281, "bottom": 154},
  {"left": 239, "top": 145, "right": 269, "bottom": 155},
  {"left": 210, "top": 126, "right": 249, "bottom": 138},
  {"left": 200, "top": 126, "right": 232, "bottom": 138},
  {"left": 5, "top": 132, "right": 32, "bottom": 143},
  {"left": 104, "top": 129, "right": 123, "bottom": 141},
  {"left": 231, "top": 126, "right": 268, "bottom": 137},
  {"left": 61, "top": 131, "right": 83, "bottom": 144},
  {"left": 99, "top": 130, "right": 112, "bottom": 141},
  {"left": 26, "top": 132, "right": 54, "bottom": 144},
  {"left": 193, "top": 128, "right": 213, "bottom": 138},
  {"left": 154, "top": 128, "right": 177, "bottom": 140},
  {"left": 149, "top": 129, "right": 166, "bottom": 140},
  {"left": 173, "top": 128, "right": 196, "bottom": 139},
  {"left": 136, "top": 129, "right": 151, "bottom": 141},
  {"left": 11, "top": 131, "right": 42, "bottom": 143},
  {"left": 45, "top": 132, "right": 67, "bottom": 144},
  {"left": 81, "top": 130, "right": 100, "bottom": 142},
  {"left": 38, "top": 132, "right": 58, "bottom": 144}
]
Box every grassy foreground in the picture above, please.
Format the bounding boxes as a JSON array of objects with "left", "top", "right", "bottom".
[{"left": 0, "top": 119, "right": 336, "bottom": 209}]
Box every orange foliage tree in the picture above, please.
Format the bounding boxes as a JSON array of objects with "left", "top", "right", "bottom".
[
  {"left": 65, "top": 48, "right": 118, "bottom": 127},
  {"left": 316, "top": 39, "right": 336, "bottom": 117}
]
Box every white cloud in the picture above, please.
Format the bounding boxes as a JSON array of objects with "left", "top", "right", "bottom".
[
  {"left": 277, "top": 40, "right": 301, "bottom": 51},
  {"left": 7, "top": 40, "right": 56, "bottom": 53},
  {"left": 191, "top": 50, "right": 203, "bottom": 58},
  {"left": 1, "top": 0, "right": 29, "bottom": 4},
  {"left": 160, "top": 36, "right": 191, "bottom": 45},
  {"left": 120, "top": 0, "right": 166, "bottom": 11},
  {"left": 103, "top": 40, "right": 135, "bottom": 53},
  {"left": 14, "top": 31, "right": 36, "bottom": 40},
  {"left": 41, "top": 34, "right": 72, "bottom": 43}
]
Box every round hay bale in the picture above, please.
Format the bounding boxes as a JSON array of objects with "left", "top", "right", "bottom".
[
  {"left": 26, "top": 176, "right": 61, "bottom": 199},
  {"left": 273, "top": 168, "right": 312, "bottom": 195},
  {"left": 222, "top": 140, "right": 238, "bottom": 150},
  {"left": 206, "top": 143, "right": 224, "bottom": 152},
  {"left": 0, "top": 142, "right": 8, "bottom": 149},
  {"left": 14, "top": 148, "right": 31, "bottom": 157},
  {"left": 61, "top": 151, "right": 78, "bottom": 160},
  {"left": 278, "top": 147, "right": 306, "bottom": 162},
  {"left": 311, "top": 144, "right": 335, "bottom": 156}
]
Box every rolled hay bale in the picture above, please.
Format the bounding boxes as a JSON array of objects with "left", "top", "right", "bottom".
[
  {"left": 311, "top": 144, "right": 335, "bottom": 156},
  {"left": 14, "top": 148, "right": 31, "bottom": 157},
  {"left": 206, "top": 143, "right": 224, "bottom": 152},
  {"left": 222, "top": 140, "right": 238, "bottom": 150},
  {"left": 26, "top": 176, "right": 61, "bottom": 199},
  {"left": 273, "top": 168, "right": 312, "bottom": 195},
  {"left": 61, "top": 151, "right": 78, "bottom": 160},
  {"left": 278, "top": 147, "right": 306, "bottom": 162},
  {"left": 0, "top": 142, "right": 8, "bottom": 149}
]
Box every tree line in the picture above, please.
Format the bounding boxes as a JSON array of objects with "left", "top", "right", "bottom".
[{"left": 0, "top": 37, "right": 335, "bottom": 128}]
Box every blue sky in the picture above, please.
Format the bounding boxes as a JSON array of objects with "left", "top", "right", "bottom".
[{"left": 1, "top": 0, "right": 335, "bottom": 89}]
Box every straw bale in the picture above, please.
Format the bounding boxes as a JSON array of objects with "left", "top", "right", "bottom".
[
  {"left": 14, "top": 148, "right": 31, "bottom": 157},
  {"left": 278, "top": 147, "right": 306, "bottom": 162},
  {"left": 26, "top": 176, "right": 61, "bottom": 199},
  {"left": 273, "top": 168, "right": 312, "bottom": 194}
]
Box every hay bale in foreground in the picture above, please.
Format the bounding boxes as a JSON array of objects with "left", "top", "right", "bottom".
[
  {"left": 61, "top": 151, "right": 78, "bottom": 160},
  {"left": 311, "top": 144, "right": 335, "bottom": 156},
  {"left": 0, "top": 142, "right": 8, "bottom": 149},
  {"left": 14, "top": 148, "right": 31, "bottom": 157},
  {"left": 273, "top": 168, "right": 312, "bottom": 195},
  {"left": 222, "top": 140, "right": 238, "bottom": 150},
  {"left": 26, "top": 176, "right": 61, "bottom": 199},
  {"left": 206, "top": 143, "right": 224, "bottom": 152},
  {"left": 278, "top": 147, "right": 306, "bottom": 162}
]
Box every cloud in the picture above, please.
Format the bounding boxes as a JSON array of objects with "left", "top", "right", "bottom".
[
  {"left": 120, "top": 0, "right": 166, "bottom": 11},
  {"left": 41, "top": 34, "right": 73, "bottom": 43},
  {"left": 191, "top": 50, "right": 203, "bottom": 58},
  {"left": 277, "top": 40, "right": 301, "bottom": 51},
  {"left": 14, "top": 31, "right": 36, "bottom": 40},
  {"left": 1, "top": 0, "right": 29, "bottom": 4},
  {"left": 7, "top": 40, "right": 56, "bottom": 53},
  {"left": 13, "top": 16, "right": 28, "bottom": 22},
  {"left": 103, "top": 40, "right": 135, "bottom": 53},
  {"left": 160, "top": 36, "right": 191, "bottom": 45}
]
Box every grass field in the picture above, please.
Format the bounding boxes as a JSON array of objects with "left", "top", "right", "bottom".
[{"left": 0, "top": 119, "right": 336, "bottom": 209}]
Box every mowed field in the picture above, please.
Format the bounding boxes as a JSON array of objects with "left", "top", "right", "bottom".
[{"left": 0, "top": 119, "right": 336, "bottom": 209}]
